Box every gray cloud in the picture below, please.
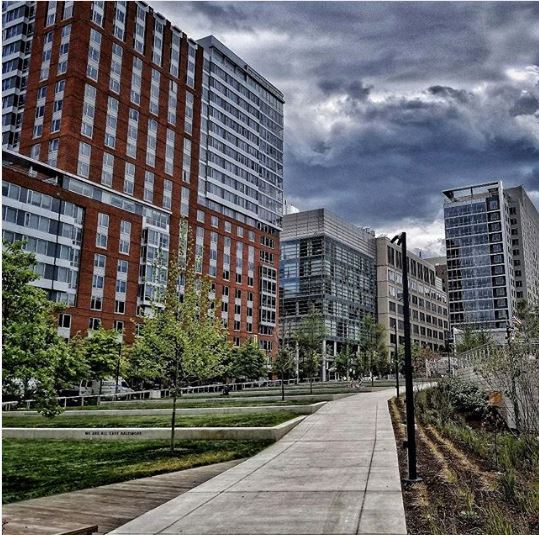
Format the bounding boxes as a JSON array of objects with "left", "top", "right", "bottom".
[{"left": 152, "top": 1, "right": 539, "bottom": 255}]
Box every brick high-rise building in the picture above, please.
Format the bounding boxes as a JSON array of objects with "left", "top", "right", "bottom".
[{"left": 2, "top": 1, "right": 284, "bottom": 353}]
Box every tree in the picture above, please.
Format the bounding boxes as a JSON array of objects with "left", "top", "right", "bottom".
[
  {"left": 131, "top": 250, "right": 229, "bottom": 451},
  {"left": 335, "top": 344, "right": 363, "bottom": 381},
  {"left": 2, "top": 241, "right": 74, "bottom": 416},
  {"left": 360, "top": 314, "right": 388, "bottom": 386},
  {"left": 295, "top": 305, "right": 326, "bottom": 393},
  {"left": 231, "top": 337, "right": 268, "bottom": 381},
  {"left": 273, "top": 347, "right": 295, "bottom": 400},
  {"left": 456, "top": 324, "right": 491, "bottom": 353},
  {"left": 72, "top": 328, "right": 121, "bottom": 395}
]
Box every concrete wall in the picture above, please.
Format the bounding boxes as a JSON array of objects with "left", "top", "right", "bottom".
[
  {"left": 3, "top": 416, "right": 306, "bottom": 442},
  {"left": 10, "top": 402, "right": 326, "bottom": 418}
]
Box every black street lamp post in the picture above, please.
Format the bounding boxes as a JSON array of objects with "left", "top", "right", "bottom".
[
  {"left": 394, "top": 323, "right": 400, "bottom": 399},
  {"left": 391, "top": 232, "right": 420, "bottom": 482}
]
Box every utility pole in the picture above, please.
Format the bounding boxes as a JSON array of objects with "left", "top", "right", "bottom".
[{"left": 392, "top": 232, "right": 420, "bottom": 482}]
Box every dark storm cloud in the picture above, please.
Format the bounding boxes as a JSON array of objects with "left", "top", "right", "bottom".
[
  {"left": 510, "top": 92, "right": 539, "bottom": 116},
  {"left": 151, "top": 1, "right": 539, "bottom": 254}
]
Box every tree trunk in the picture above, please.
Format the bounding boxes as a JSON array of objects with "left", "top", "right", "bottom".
[
  {"left": 309, "top": 378, "right": 313, "bottom": 394},
  {"left": 170, "top": 351, "right": 181, "bottom": 453},
  {"left": 281, "top": 378, "right": 285, "bottom": 401}
]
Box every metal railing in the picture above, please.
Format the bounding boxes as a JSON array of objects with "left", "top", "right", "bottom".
[{"left": 3, "top": 378, "right": 304, "bottom": 411}]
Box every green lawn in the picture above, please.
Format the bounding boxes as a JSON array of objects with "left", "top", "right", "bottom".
[
  {"left": 2, "top": 438, "right": 270, "bottom": 503},
  {"left": 3, "top": 411, "right": 298, "bottom": 428},
  {"left": 48, "top": 396, "right": 337, "bottom": 411}
]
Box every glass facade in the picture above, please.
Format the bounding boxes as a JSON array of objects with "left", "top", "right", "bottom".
[
  {"left": 281, "top": 235, "right": 376, "bottom": 351},
  {"left": 2, "top": 1, "right": 36, "bottom": 148},
  {"left": 443, "top": 182, "right": 514, "bottom": 332},
  {"left": 198, "top": 36, "right": 284, "bottom": 230},
  {"left": 2, "top": 180, "right": 83, "bottom": 307}
]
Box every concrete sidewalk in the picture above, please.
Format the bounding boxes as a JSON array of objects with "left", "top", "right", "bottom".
[{"left": 110, "top": 388, "right": 405, "bottom": 535}]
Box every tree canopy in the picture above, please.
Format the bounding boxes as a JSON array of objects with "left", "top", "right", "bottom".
[{"left": 2, "top": 241, "right": 74, "bottom": 415}]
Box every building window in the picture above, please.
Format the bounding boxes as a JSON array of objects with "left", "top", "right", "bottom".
[
  {"left": 113, "top": 1, "right": 127, "bottom": 41},
  {"left": 77, "top": 141, "right": 91, "bottom": 178},
  {"left": 133, "top": 4, "right": 146, "bottom": 54},
  {"left": 59, "top": 313, "right": 71, "bottom": 328},
  {"left": 91, "top": 1, "right": 105, "bottom": 26},
  {"left": 146, "top": 119, "right": 157, "bottom": 166},
  {"left": 109, "top": 43, "right": 123, "bottom": 94},
  {"left": 48, "top": 139, "right": 59, "bottom": 166},
  {"left": 81, "top": 83, "right": 96, "bottom": 138},
  {"left": 101, "top": 152, "right": 114, "bottom": 186},
  {"left": 89, "top": 317, "right": 101, "bottom": 330},
  {"left": 126, "top": 108, "right": 139, "bottom": 158},
  {"left": 96, "top": 212, "right": 109, "bottom": 249},
  {"left": 150, "top": 68, "right": 160, "bottom": 115},
  {"left": 119, "top": 220, "right": 131, "bottom": 255},
  {"left": 152, "top": 18, "right": 164, "bottom": 65},
  {"left": 170, "top": 30, "right": 181, "bottom": 77},
  {"left": 94, "top": 253, "right": 106, "bottom": 268},
  {"left": 163, "top": 179, "right": 172, "bottom": 210},
  {"left": 105, "top": 96, "right": 118, "bottom": 149},
  {"left": 57, "top": 24, "right": 71, "bottom": 75},
  {"left": 63, "top": 1, "right": 73, "bottom": 19},
  {"left": 90, "top": 295, "right": 103, "bottom": 310},
  {"left": 87, "top": 29, "right": 101, "bottom": 82},
  {"left": 182, "top": 137, "right": 191, "bottom": 182},
  {"left": 186, "top": 42, "right": 196, "bottom": 88},
  {"left": 165, "top": 129, "right": 175, "bottom": 175},
  {"left": 143, "top": 171, "right": 154, "bottom": 202},
  {"left": 130, "top": 56, "right": 142, "bottom": 105},
  {"left": 168, "top": 80, "right": 177, "bottom": 124},
  {"left": 115, "top": 300, "right": 125, "bottom": 314},
  {"left": 45, "top": 1, "right": 57, "bottom": 27},
  {"left": 123, "top": 162, "right": 135, "bottom": 195},
  {"left": 180, "top": 186, "right": 189, "bottom": 217}
]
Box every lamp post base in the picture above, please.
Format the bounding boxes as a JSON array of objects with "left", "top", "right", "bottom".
[{"left": 402, "top": 476, "right": 423, "bottom": 485}]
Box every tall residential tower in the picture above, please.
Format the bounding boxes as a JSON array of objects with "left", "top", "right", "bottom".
[
  {"left": 443, "top": 182, "right": 516, "bottom": 341},
  {"left": 2, "top": 1, "right": 284, "bottom": 352}
]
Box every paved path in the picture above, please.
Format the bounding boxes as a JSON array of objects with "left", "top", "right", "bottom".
[
  {"left": 109, "top": 388, "right": 405, "bottom": 535},
  {"left": 2, "top": 460, "right": 242, "bottom": 535}
]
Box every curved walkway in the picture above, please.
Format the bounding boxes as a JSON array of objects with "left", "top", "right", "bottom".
[{"left": 110, "top": 388, "right": 406, "bottom": 535}]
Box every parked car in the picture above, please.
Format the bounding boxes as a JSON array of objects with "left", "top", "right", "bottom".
[{"left": 79, "top": 378, "right": 133, "bottom": 396}]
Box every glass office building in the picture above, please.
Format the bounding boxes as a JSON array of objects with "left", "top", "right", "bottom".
[
  {"left": 443, "top": 182, "right": 515, "bottom": 340},
  {"left": 280, "top": 209, "right": 376, "bottom": 380}
]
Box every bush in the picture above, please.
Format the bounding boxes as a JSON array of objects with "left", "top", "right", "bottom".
[{"left": 441, "top": 378, "right": 490, "bottom": 420}]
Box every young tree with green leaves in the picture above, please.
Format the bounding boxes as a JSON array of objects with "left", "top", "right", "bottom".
[
  {"left": 130, "top": 238, "right": 230, "bottom": 451},
  {"left": 295, "top": 305, "right": 326, "bottom": 393},
  {"left": 2, "top": 241, "right": 78, "bottom": 416},
  {"left": 273, "top": 346, "right": 295, "bottom": 400},
  {"left": 360, "top": 314, "right": 388, "bottom": 386},
  {"left": 456, "top": 324, "right": 492, "bottom": 353},
  {"left": 335, "top": 343, "right": 364, "bottom": 382},
  {"left": 71, "top": 328, "right": 122, "bottom": 395},
  {"left": 231, "top": 337, "right": 268, "bottom": 381}
]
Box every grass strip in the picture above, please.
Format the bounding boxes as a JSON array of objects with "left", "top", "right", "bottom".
[{"left": 2, "top": 438, "right": 270, "bottom": 504}]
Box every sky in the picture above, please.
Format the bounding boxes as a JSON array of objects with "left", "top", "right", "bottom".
[{"left": 152, "top": 1, "right": 539, "bottom": 256}]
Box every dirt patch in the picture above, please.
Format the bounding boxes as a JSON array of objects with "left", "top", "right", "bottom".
[{"left": 389, "top": 396, "right": 538, "bottom": 534}]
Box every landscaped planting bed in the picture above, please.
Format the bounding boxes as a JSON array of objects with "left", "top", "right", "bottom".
[
  {"left": 390, "top": 383, "right": 539, "bottom": 535},
  {"left": 2, "top": 438, "right": 270, "bottom": 504}
]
